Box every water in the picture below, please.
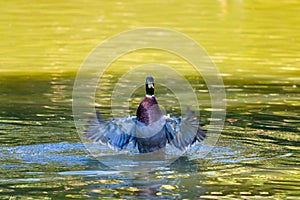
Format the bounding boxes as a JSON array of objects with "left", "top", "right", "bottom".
[
  {"left": 1, "top": 0, "right": 300, "bottom": 199},
  {"left": 1, "top": 74, "right": 299, "bottom": 199}
]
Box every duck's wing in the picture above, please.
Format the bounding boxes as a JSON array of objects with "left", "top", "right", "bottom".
[
  {"left": 85, "top": 112, "right": 137, "bottom": 151},
  {"left": 165, "top": 108, "right": 206, "bottom": 151}
]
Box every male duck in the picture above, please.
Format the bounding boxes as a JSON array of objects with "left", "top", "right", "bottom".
[{"left": 86, "top": 76, "right": 206, "bottom": 153}]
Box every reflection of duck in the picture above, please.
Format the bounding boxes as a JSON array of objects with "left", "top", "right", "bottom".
[{"left": 86, "top": 76, "right": 206, "bottom": 153}]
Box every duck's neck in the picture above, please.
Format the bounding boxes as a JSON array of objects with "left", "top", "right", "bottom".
[
  {"left": 146, "top": 94, "right": 155, "bottom": 98},
  {"left": 146, "top": 85, "right": 154, "bottom": 96}
]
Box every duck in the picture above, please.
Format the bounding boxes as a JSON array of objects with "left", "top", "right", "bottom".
[{"left": 86, "top": 76, "right": 206, "bottom": 153}]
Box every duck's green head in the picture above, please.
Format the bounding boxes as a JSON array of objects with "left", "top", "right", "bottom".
[{"left": 145, "top": 76, "right": 154, "bottom": 96}]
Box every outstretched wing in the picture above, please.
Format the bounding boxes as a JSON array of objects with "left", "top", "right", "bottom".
[
  {"left": 85, "top": 112, "right": 137, "bottom": 151},
  {"left": 165, "top": 108, "right": 206, "bottom": 151}
]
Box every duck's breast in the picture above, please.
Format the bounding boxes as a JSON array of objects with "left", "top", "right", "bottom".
[{"left": 136, "top": 96, "right": 162, "bottom": 125}]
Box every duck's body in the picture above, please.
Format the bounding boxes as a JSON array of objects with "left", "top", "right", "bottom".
[
  {"left": 86, "top": 76, "right": 206, "bottom": 153},
  {"left": 136, "top": 95, "right": 167, "bottom": 153}
]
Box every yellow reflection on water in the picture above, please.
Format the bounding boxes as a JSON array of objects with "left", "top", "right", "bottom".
[{"left": 0, "top": 0, "right": 299, "bottom": 81}]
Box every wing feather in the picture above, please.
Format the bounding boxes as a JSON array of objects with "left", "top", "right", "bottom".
[
  {"left": 165, "top": 108, "right": 206, "bottom": 150},
  {"left": 85, "top": 113, "right": 137, "bottom": 151}
]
